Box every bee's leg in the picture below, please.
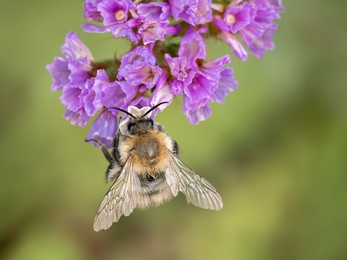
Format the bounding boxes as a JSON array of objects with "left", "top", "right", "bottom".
[
  {"left": 85, "top": 138, "right": 121, "bottom": 182},
  {"left": 105, "top": 132, "right": 123, "bottom": 182},
  {"left": 172, "top": 140, "right": 179, "bottom": 156},
  {"left": 85, "top": 139, "right": 113, "bottom": 163},
  {"left": 112, "top": 131, "right": 123, "bottom": 166}
]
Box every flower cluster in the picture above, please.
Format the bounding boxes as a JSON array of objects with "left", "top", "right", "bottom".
[{"left": 47, "top": 0, "right": 284, "bottom": 148}]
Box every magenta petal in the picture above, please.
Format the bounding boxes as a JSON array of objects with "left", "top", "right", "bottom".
[
  {"left": 184, "top": 78, "right": 211, "bottom": 110},
  {"left": 221, "top": 31, "right": 248, "bottom": 61},
  {"left": 183, "top": 99, "right": 212, "bottom": 125},
  {"left": 178, "top": 28, "right": 206, "bottom": 70},
  {"left": 87, "top": 109, "right": 118, "bottom": 149},
  {"left": 118, "top": 81, "right": 138, "bottom": 105},
  {"left": 164, "top": 54, "right": 188, "bottom": 81},
  {"left": 82, "top": 78, "right": 98, "bottom": 116},
  {"left": 68, "top": 62, "right": 90, "bottom": 86},
  {"left": 239, "top": 21, "right": 264, "bottom": 46},
  {"left": 109, "top": 22, "right": 139, "bottom": 44},
  {"left": 170, "top": 0, "right": 212, "bottom": 26},
  {"left": 97, "top": 0, "right": 134, "bottom": 26},
  {"left": 247, "top": 23, "right": 277, "bottom": 58},
  {"left": 118, "top": 46, "right": 162, "bottom": 88},
  {"left": 211, "top": 67, "right": 238, "bottom": 103},
  {"left": 213, "top": 15, "right": 229, "bottom": 31},
  {"left": 137, "top": 2, "right": 171, "bottom": 21},
  {"left": 63, "top": 109, "right": 89, "bottom": 127},
  {"left": 46, "top": 57, "right": 70, "bottom": 91},
  {"left": 102, "top": 81, "right": 126, "bottom": 109},
  {"left": 269, "top": 0, "right": 285, "bottom": 13},
  {"left": 138, "top": 20, "right": 168, "bottom": 45},
  {"left": 82, "top": 23, "right": 108, "bottom": 33},
  {"left": 125, "top": 62, "right": 161, "bottom": 88},
  {"left": 83, "top": 0, "right": 103, "bottom": 22},
  {"left": 149, "top": 71, "right": 173, "bottom": 115},
  {"left": 186, "top": 0, "right": 212, "bottom": 25},
  {"left": 119, "top": 46, "right": 156, "bottom": 69},
  {"left": 202, "top": 54, "right": 231, "bottom": 69},
  {"left": 224, "top": 3, "right": 256, "bottom": 34},
  {"left": 61, "top": 32, "right": 93, "bottom": 63},
  {"left": 60, "top": 86, "right": 82, "bottom": 112}
]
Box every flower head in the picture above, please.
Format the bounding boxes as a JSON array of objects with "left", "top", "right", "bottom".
[
  {"left": 117, "top": 46, "right": 162, "bottom": 89},
  {"left": 214, "top": 0, "right": 284, "bottom": 59},
  {"left": 49, "top": 0, "right": 284, "bottom": 147},
  {"left": 83, "top": 0, "right": 103, "bottom": 22},
  {"left": 170, "top": 0, "right": 212, "bottom": 26},
  {"left": 137, "top": 2, "right": 171, "bottom": 21},
  {"left": 223, "top": 2, "right": 256, "bottom": 34}
]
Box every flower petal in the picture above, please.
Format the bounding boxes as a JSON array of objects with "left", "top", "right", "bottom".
[{"left": 87, "top": 109, "right": 118, "bottom": 149}]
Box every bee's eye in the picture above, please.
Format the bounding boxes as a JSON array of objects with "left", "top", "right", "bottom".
[
  {"left": 145, "top": 119, "right": 153, "bottom": 128},
  {"left": 128, "top": 123, "right": 138, "bottom": 133}
]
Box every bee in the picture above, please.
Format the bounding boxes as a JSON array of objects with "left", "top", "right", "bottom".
[{"left": 86, "top": 102, "right": 223, "bottom": 231}]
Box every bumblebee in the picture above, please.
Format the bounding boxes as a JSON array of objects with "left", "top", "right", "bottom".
[{"left": 86, "top": 102, "right": 223, "bottom": 231}]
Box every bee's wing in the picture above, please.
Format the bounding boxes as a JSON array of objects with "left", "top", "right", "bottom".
[
  {"left": 165, "top": 151, "right": 223, "bottom": 210},
  {"left": 93, "top": 157, "right": 140, "bottom": 231}
]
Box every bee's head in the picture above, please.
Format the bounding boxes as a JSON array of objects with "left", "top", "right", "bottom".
[
  {"left": 127, "top": 117, "right": 154, "bottom": 135},
  {"left": 109, "top": 102, "right": 168, "bottom": 136}
]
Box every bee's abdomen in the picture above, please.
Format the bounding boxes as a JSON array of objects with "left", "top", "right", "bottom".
[{"left": 137, "top": 174, "right": 174, "bottom": 209}]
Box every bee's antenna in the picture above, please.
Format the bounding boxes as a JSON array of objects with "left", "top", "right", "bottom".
[
  {"left": 142, "top": 102, "right": 169, "bottom": 118},
  {"left": 108, "top": 107, "right": 135, "bottom": 118}
]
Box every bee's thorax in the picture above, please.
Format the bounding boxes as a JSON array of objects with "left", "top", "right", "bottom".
[{"left": 118, "top": 129, "right": 174, "bottom": 175}]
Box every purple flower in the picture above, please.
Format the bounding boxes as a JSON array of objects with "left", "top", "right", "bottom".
[
  {"left": 238, "top": 0, "right": 284, "bottom": 58},
  {"left": 64, "top": 109, "right": 90, "bottom": 127},
  {"left": 49, "top": 0, "right": 284, "bottom": 140},
  {"left": 170, "top": 0, "right": 212, "bottom": 26},
  {"left": 164, "top": 54, "right": 195, "bottom": 94},
  {"left": 149, "top": 71, "right": 173, "bottom": 115},
  {"left": 220, "top": 30, "right": 248, "bottom": 61},
  {"left": 47, "top": 32, "right": 98, "bottom": 126},
  {"left": 167, "top": 48, "right": 237, "bottom": 124},
  {"left": 138, "top": 20, "right": 169, "bottom": 45},
  {"left": 46, "top": 57, "right": 70, "bottom": 91},
  {"left": 186, "top": 56, "right": 237, "bottom": 124},
  {"left": 82, "top": 0, "right": 139, "bottom": 43},
  {"left": 60, "top": 85, "right": 84, "bottom": 113},
  {"left": 128, "top": 96, "right": 150, "bottom": 111},
  {"left": 117, "top": 46, "right": 162, "bottom": 89},
  {"left": 81, "top": 71, "right": 104, "bottom": 117},
  {"left": 203, "top": 57, "right": 238, "bottom": 104},
  {"left": 212, "top": 0, "right": 284, "bottom": 60},
  {"left": 178, "top": 28, "right": 206, "bottom": 70},
  {"left": 82, "top": 22, "right": 139, "bottom": 44},
  {"left": 183, "top": 102, "right": 212, "bottom": 125},
  {"left": 164, "top": 27, "right": 237, "bottom": 124},
  {"left": 47, "top": 32, "right": 128, "bottom": 128},
  {"left": 57, "top": 33, "right": 96, "bottom": 124},
  {"left": 83, "top": 0, "right": 103, "bottom": 22},
  {"left": 47, "top": 32, "right": 94, "bottom": 92},
  {"left": 60, "top": 32, "right": 94, "bottom": 66},
  {"left": 245, "top": 23, "right": 278, "bottom": 58},
  {"left": 223, "top": 2, "right": 256, "bottom": 34},
  {"left": 98, "top": 0, "right": 135, "bottom": 26},
  {"left": 137, "top": 2, "right": 171, "bottom": 21},
  {"left": 101, "top": 81, "right": 127, "bottom": 110},
  {"left": 87, "top": 109, "right": 119, "bottom": 148},
  {"left": 268, "top": 0, "right": 285, "bottom": 13},
  {"left": 183, "top": 72, "right": 214, "bottom": 110}
]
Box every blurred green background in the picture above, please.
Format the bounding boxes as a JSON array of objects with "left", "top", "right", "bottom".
[{"left": 1, "top": 1, "right": 347, "bottom": 259}]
